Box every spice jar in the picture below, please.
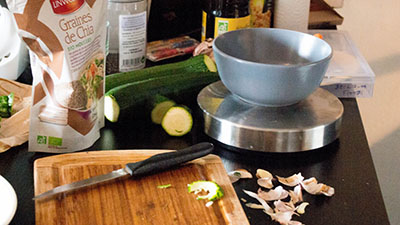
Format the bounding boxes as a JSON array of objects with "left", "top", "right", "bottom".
[
  {"left": 106, "top": 0, "right": 147, "bottom": 74},
  {"left": 201, "top": 0, "right": 250, "bottom": 41}
]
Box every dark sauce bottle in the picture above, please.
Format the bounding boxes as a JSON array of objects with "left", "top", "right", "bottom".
[{"left": 201, "top": 0, "right": 250, "bottom": 41}]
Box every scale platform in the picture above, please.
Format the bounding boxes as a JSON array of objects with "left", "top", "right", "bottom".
[{"left": 197, "top": 81, "right": 344, "bottom": 153}]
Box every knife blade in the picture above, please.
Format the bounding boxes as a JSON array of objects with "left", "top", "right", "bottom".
[{"left": 33, "top": 142, "right": 214, "bottom": 200}]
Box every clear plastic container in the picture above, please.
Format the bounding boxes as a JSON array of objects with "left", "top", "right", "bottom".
[
  {"left": 309, "top": 30, "right": 375, "bottom": 98},
  {"left": 107, "top": 0, "right": 147, "bottom": 74}
]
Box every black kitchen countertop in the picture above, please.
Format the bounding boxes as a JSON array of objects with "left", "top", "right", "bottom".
[{"left": 0, "top": 74, "right": 390, "bottom": 224}]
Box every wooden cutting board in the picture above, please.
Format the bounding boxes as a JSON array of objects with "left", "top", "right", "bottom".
[{"left": 34, "top": 150, "right": 249, "bottom": 225}]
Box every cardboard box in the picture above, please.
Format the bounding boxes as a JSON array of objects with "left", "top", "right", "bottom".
[{"left": 324, "top": 0, "right": 344, "bottom": 8}]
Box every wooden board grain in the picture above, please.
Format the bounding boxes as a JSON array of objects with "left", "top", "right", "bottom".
[{"left": 34, "top": 150, "right": 249, "bottom": 225}]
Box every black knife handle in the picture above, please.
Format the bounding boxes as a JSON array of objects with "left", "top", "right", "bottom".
[{"left": 125, "top": 142, "right": 214, "bottom": 177}]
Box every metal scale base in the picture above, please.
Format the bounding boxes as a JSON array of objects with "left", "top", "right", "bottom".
[{"left": 197, "top": 81, "right": 344, "bottom": 153}]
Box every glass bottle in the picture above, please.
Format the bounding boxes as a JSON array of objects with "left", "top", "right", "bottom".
[
  {"left": 106, "top": 0, "right": 147, "bottom": 74},
  {"left": 201, "top": 0, "right": 250, "bottom": 41}
]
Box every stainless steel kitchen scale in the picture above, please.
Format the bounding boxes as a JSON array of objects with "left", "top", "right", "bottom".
[{"left": 197, "top": 81, "right": 344, "bottom": 152}]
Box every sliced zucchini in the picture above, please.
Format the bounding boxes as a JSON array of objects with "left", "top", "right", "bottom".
[
  {"left": 104, "top": 72, "right": 219, "bottom": 123},
  {"left": 150, "top": 95, "right": 176, "bottom": 124},
  {"left": 104, "top": 95, "right": 120, "bottom": 123},
  {"left": 188, "top": 181, "right": 224, "bottom": 201},
  {"left": 161, "top": 105, "right": 193, "bottom": 136}
]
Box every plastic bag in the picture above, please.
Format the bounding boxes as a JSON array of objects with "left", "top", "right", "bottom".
[{"left": 7, "top": 0, "right": 107, "bottom": 152}]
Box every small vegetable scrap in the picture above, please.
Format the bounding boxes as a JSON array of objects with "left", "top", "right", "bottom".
[
  {"left": 157, "top": 184, "right": 172, "bottom": 189},
  {"left": 228, "top": 169, "right": 253, "bottom": 183},
  {"left": 229, "top": 169, "right": 335, "bottom": 225},
  {"left": 256, "top": 169, "right": 274, "bottom": 189},
  {"left": 276, "top": 173, "right": 304, "bottom": 187},
  {"left": 188, "top": 180, "right": 224, "bottom": 206},
  {"left": 313, "top": 33, "right": 324, "bottom": 39},
  {"left": 0, "top": 93, "right": 14, "bottom": 118},
  {"left": 301, "top": 177, "right": 334, "bottom": 197},
  {"left": 257, "top": 186, "right": 289, "bottom": 201},
  {"left": 193, "top": 38, "right": 214, "bottom": 62}
]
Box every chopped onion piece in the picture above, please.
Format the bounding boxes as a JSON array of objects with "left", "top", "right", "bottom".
[
  {"left": 274, "top": 200, "right": 296, "bottom": 212},
  {"left": 288, "top": 185, "right": 303, "bottom": 204},
  {"left": 269, "top": 211, "right": 295, "bottom": 225},
  {"left": 288, "top": 221, "right": 304, "bottom": 225},
  {"left": 296, "top": 202, "right": 309, "bottom": 214},
  {"left": 193, "top": 38, "right": 214, "bottom": 61},
  {"left": 256, "top": 169, "right": 273, "bottom": 179},
  {"left": 205, "top": 201, "right": 214, "bottom": 207},
  {"left": 257, "top": 177, "right": 274, "bottom": 189},
  {"left": 276, "top": 173, "right": 304, "bottom": 187},
  {"left": 245, "top": 203, "right": 265, "bottom": 209},
  {"left": 258, "top": 186, "right": 289, "bottom": 201},
  {"left": 228, "top": 173, "right": 240, "bottom": 183},
  {"left": 228, "top": 169, "right": 253, "bottom": 183},
  {"left": 301, "top": 177, "right": 335, "bottom": 196},
  {"left": 243, "top": 189, "right": 274, "bottom": 214}
]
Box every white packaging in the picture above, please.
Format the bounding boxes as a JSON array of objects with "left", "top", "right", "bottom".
[
  {"left": 7, "top": 0, "right": 107, "bottom": 152},
  {"left": 273, "top": 0, "right": 310, "bottom": 33}
]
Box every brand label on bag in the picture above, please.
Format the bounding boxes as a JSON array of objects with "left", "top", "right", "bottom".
[{"left": 50, "top": 0, "right": 85, "bottom": 15}]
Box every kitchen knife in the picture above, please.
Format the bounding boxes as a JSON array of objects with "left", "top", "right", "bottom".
[{"left": 33, "top": 142, "right": 214, "bottom": 200}]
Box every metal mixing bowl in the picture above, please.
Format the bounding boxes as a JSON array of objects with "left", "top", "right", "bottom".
[{"left": 213, "top": 28, "right": 333, "bottom": 106}]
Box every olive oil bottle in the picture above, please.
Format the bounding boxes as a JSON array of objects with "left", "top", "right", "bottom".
[{"left": 201, "top": 0, "right": 250, "bottom": 41}]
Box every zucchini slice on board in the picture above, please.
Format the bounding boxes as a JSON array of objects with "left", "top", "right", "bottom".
[
  {"left": 188, "top": 181, "right": 224, "bottom": 201},
  {"left": 161, "top": 105, "right": 193, "bottom": 136}
]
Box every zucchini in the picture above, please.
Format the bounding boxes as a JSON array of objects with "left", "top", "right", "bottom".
[
  {"left": 150, "top": 95, "right": 176, "bottom": 124},
  {"left": 188, "top": 181, "right": 224, "bottom": 201},
  {"left": 104, "top": 72, "right": 219, "bottom": 122},
  {"left": 161, "top": 105, "right": 193, "bottom": 136},
  {"left": 106, "top": 55, "right": 217, "bottom": 92}
]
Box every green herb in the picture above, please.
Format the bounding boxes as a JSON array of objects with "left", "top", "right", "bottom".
[
  {"left": 0, "top": 93, "right": 14, "bottom": 118},
  {"left": 157, "top": 184, "right": 172, "bottom": 189}
]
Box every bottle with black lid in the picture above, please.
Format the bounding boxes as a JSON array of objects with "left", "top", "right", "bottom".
[{"left": 201, "top": 0, "right": 250, "bottom": 41}]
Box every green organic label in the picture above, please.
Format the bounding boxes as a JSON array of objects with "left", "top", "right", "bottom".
[
  {"left": 214, "top": 16, "right": 250, "bottom": 38},
  {"left": 37, "top": 135, "right": 47, "bottom": 145},
  {"left": 218, "top": 21, "right": 229, "bottom": 33},
  {"left": 49, "top": 136, "right": 63, "bottom": 146}
]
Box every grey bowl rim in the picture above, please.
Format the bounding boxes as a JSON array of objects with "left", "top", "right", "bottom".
[{"left": 213, "top": 28, "right": 333, "bottom": 69}]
